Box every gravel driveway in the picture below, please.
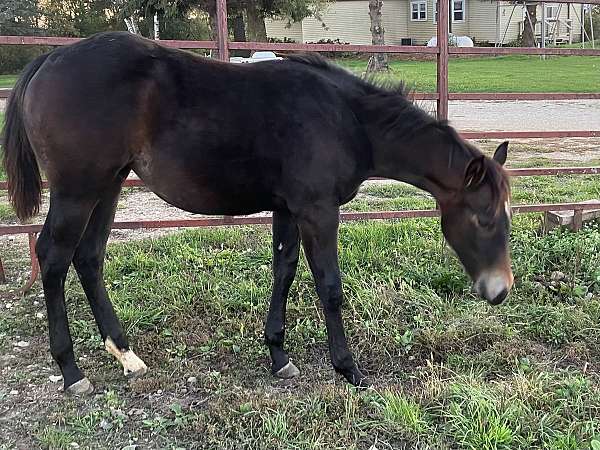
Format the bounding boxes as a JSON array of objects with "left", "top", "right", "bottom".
[{"left": 413, "top": 99, "right": 600, "bottom": 132}]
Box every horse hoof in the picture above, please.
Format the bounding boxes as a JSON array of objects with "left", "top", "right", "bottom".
[
  {"left": 274, "top": 361, "right": 300, "bottom": 379},
  {"left": 124, "top": 359, "right": 148, "bottom": 379},
  {"left": 342, "top": 368, "right": 370, "bottom": 388},
  {"left": 354, "top": 376, "right": 372, "bottom": 389},
  {"left": 65, "top": 377, "right": 94, "bottom": 396}
]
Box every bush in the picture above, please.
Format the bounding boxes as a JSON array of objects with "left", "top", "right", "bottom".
[
  {"left": 305, "top": 38, "right": 355, "bottom": 58},
  {"left": 267, "top": 37, "right": 297, "bottom": 43},
  {"left": 0, "top": 45, "right": 52, "bottom": 75}
]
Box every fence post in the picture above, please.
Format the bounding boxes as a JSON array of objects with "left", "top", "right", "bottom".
[
  {"left": 0, "top": 255, "right": 6, "bottom": 284},
  {"left": 436, "top": 0, "right": 449, "bottom": 121},
  {"left": 573, "top": 208, "right": 583, "bottom": 231},
  {"left": 21, "top": 233, "right": 39, "bottom": 293},
  {"left": 216, "top": 0, "right": 229, "bottom": 62}
]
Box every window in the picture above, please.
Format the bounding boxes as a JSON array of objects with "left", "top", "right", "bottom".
[
  {"left": 411, "top": 0, "right": 427, "bottom": 21},
  {"left": 545, "top": 4, "right": 558, "bottom": 19},
  {"left": 452, "top": 0, "right": 465, "bottom": 21},
  {"left": 433, "top": 0, "right": 466, "bottom": 23}
]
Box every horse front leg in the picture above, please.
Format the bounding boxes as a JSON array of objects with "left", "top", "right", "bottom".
[
  {"left": 298, "top": 206, "right": 368, "bottom": 387},
  {"left": 265, "top": 210, "right": 301, "bottom": 379}
]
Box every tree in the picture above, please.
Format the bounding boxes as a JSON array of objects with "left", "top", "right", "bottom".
[
  {"left": 521, "top": 4, "right": 537, "bottom": 47},
  {"left": 42, "top": 0, "right": 124, "bottom": 37},
  {"left": 117, "top": 0, "right": 330, "bottom": 54},
  {"left": 366, "top": 0, "right": 388, "bottom": 72},
  {"left": 245, "top": 1, "right": 267, "bottom": 42},
  {"left": 0, "top": 0, "right": 42, "bottom": 35}
]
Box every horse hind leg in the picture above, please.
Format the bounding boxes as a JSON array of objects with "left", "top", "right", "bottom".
[
  {"left": 37, "top": 192, "right": 98, "bottom": 395},
  {"left": 72, "top": 180, "right": 148, "bottom": 380}
]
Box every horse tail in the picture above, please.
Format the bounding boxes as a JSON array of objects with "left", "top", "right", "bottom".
[{"left": 2, "top": 52, "right": 49, "bottom": 221}]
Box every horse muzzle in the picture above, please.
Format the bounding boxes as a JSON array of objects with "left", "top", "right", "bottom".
[{"left": 474, "top": 269, "right": 514, "bottom": 305}]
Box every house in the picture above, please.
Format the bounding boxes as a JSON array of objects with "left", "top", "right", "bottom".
[{"left": 265, "top": 0, "right": 584, "bottom": 46}]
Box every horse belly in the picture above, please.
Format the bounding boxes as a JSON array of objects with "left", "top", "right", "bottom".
[{"left": 132, "top": 156, "right": 276, "bottom": 216}]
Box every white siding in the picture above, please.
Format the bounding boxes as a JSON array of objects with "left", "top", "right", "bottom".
[
  {"left": 539, "top": 3, "right": 583, "bottom": 43},
  {"left": 301, "top": 1, "right": 373, "bottom": 44},
  {"left": 499, "top": 1, "right": 524, "bottom": 44},
  {"left": 469, "top": 0, "right": 512, "bottom": 44},
  {"left": 265, "top": 0, "right": 584, "bottom": 46},
  {"left": 266, "top": 0, "right": 410, "bottom": 45},
  {"left": 382, "top": 0, "right": 410, "bottom": 44},
  {"left": 265, "top": 18, "right": 303, "bottom": 42},
  {"left": 406, "top": 0, "right": 436, "bottom": 44}
]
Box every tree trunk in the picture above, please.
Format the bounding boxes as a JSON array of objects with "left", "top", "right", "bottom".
[
  {"left": 206, "top": 4, "right": 221, "bottom": 59},
  {"left": 153, "top": 12, "right": 160, "bottom": 40},
  {"left": 232, "top": 14, "right": 251, "bottom": 57},
  {"left": 522, "top": 4, "right": 538, "bottom": 47},
  {"left": 245, "top": 2, "right": 268, "bottom": 42},
  {"left": 367, "top": 0, "right": 389, "bottom": 72},
  {"left": 123, "top": 17, "right": 140, "bottom": 35}
]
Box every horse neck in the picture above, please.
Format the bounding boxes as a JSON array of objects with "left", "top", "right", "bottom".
[{"left": 370, "top": 125, "right": 472, "bottom": 200}]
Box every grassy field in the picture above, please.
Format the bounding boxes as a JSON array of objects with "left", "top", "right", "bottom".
[
  {"left": 0, "top": 75, "right": 17, "bottom": 88},
  {"left": 1, "top": 54, "right": 599, "bottom": 93},
  {"left": 0, "top": 144, "right": 600, "bottom": 447},
  {"left": 338, "top": 55, "right": 600, "bottom": 93}
]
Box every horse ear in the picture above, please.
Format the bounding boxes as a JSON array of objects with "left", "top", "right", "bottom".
[
  {"left": 493, "top": 141, "right": 508, "bottom": 166},
  {"left": 464, "top": 156, "right": 486, "bottom": 189}
]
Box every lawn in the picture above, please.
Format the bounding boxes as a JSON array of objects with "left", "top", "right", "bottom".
[
  {"left": 339, "top": 55, "right": 600, "bottom": 93},
  {"left": 0, "top": 74, "right": 17, "bottom": 88}
]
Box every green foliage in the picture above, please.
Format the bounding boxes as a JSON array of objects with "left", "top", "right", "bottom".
[
  {"left": 0, "top": 0, "right": 42, "bottom": 35},
  {"left": 0, "top": 45, "right": 51, "bottom": 75},
  {"left": 42, "top": 0, "right": 125, "bottom": 37}
]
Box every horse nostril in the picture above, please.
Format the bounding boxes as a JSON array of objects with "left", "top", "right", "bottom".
[{"left": 488, "top": 288, "right": 509, "bottom": 305}]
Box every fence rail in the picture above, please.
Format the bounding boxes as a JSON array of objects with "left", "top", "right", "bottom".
[{"left": 1, "top": 0, "right": 599, "bottom": 290}]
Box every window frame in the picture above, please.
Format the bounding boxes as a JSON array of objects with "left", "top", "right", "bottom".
[
  {"left": 433, "top": 0, "right": 466, "bottom": 24},
  {"left": 452, "top": 0, "right": 465, "bottom": 22},
  {"left": 410, "top": 0, "right": 428, "bottom": 21}
]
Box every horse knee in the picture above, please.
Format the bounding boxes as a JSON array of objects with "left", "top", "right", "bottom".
[
  {"left": 318, "top": 282, "right": 344, "bottom": 312},
  {"left": 73, "top": 250, "right": 102, "bottom": 279}
]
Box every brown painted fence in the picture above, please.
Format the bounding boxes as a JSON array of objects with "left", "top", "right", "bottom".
[{"left": 1, "top": 0, "right": 599, "bottom": 290}]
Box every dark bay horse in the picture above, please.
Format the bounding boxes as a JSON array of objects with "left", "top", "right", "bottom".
[{"left": 2, "top": 32, "right": 513, "bottom": 395}]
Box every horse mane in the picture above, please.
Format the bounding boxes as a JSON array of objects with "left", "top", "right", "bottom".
[
  {"left": 283, "top": 52, "right": 433, "bottom": 136},
  {"left": 283, "top": 53, "right": 510, "bottom": 207}
]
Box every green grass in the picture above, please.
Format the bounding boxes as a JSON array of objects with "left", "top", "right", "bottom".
[
  {"left": 338, "top": 55, "right": 600, "bottom": 93},
  {"left": 0, "top": 74, "right": 17, "bottom": 88},
  {"left": 48, "top": 213, "right": 600, "bottom": 448},
  {"left": 559, "top": 39, "right": 600, "bottom": 49}
]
